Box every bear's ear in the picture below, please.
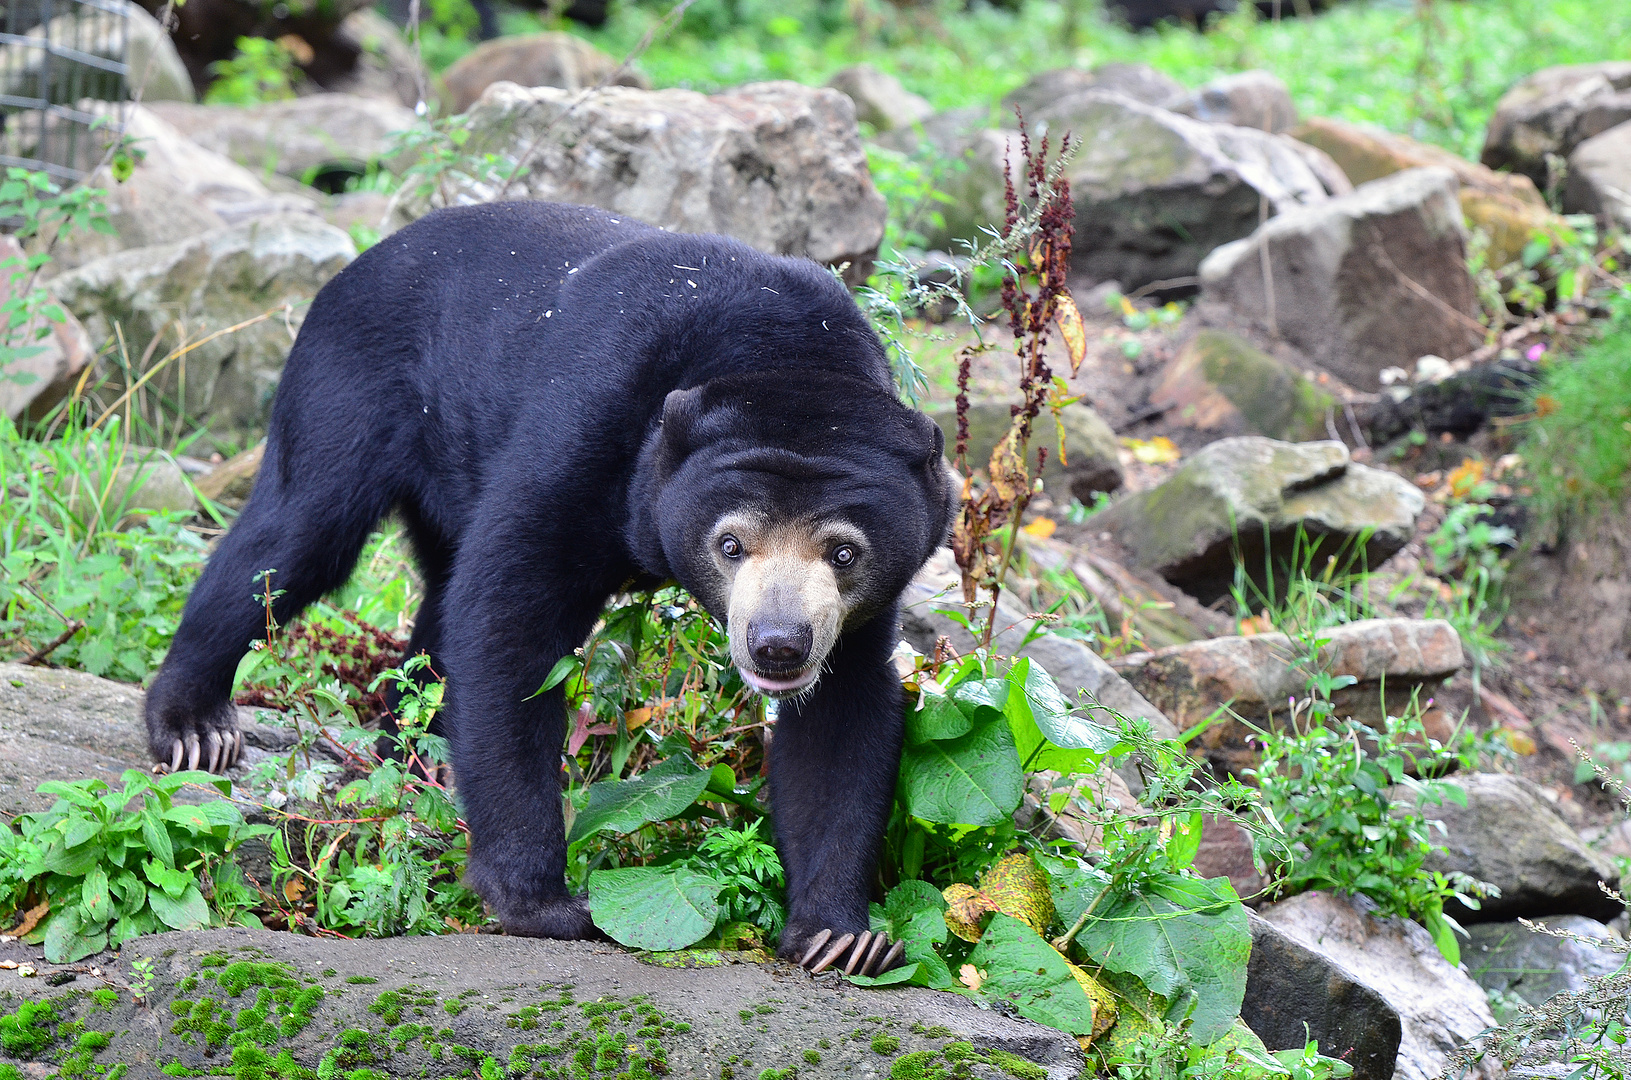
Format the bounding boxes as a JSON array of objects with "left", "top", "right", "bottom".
[{"left": 658, "top": 386, "right": 706, "bottom": 458}]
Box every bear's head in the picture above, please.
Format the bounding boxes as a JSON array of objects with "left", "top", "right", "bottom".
[{"left": 630, "top": 371, "right": 958, "bottom": 697}]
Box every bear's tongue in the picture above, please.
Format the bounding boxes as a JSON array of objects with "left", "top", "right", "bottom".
[{"left": 740, "top": 667, "right": 816, "bottom": 696}]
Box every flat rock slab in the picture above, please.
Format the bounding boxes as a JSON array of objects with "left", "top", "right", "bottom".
[{"left": 0, "top": 929, "right": 1085, "bottom": 1078}]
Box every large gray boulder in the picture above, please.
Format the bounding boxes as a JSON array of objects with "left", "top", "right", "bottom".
[
  {"left": 0, "top": 929, "right": 1084, "bottom": 1077},
  {"left": 1465, "top": 916, "right": 1627, "bottom": 1006},
  {"left": 439, "top": 31, "right": 650, "bottom": 116},
  {"left": 1152, "top": 329, "right": 1336, "bottom": 443},
  {"left": 1564, "top": 119, "right": 1631, "bottom": 231},
  {"left": 925, "top": 399, "right": 1123, "bottom": 502},
  {"left": 1092, "top": 436, "right": 1425, "bottom": 604},
  {"left": 1002, "top": 63, "right": 1186, "bottom": 118},
  {"left": 1418, "top": 772, "right": 1623, "bottom": 924},
  {"left": 37, "top": 105, "right": 320, "bottom": 275},
  {"left": 1482, "top": 61, "right": 1631, "bottom": 186},
  {"left": 388, "top": 81, "right": 886, "bottom": 279},
  {"left": 1200, "top": 166, "right": 1482, "bottom": 392},
  {"left": 1259, "top": 891, "right": 1501, "bottom": 1080},
  {"left": 1242, "top": 912, "right": 1402, "bottom": 1080},
  {"left": 147, "top": 94, "right": 418, "bottom": 182},
  {"left": 1031, "top": 90, "right": 1333, "bottom": 289},
  {"left": 1173, "top": 70, "right": 1297, "bottom": 133},
  {"left": 51, "top": 214, "right": 356, "bottom": 441},
  {"left": 1112, "top": 618, "right": 1463, "bottom": 775},
  {"left": 827, "top": 64, "right": 933, "bottom": 132}
]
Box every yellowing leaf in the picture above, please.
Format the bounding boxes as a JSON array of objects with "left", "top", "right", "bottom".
[
  {"left": 943, "top": 883, "right": 997, "bottom": 942},
  {"left": 1054, "top": 292, "right": 1087, "bottom": 376},
  {"left": 1067, "top": 962, "right": 1119, "bottom": 1040},
  {"left": 283, "top": 879, "right": 306, "bottom": 904},
  {"left": 624, "top": 707, "right": 652, "bottom": 731},
  {"left": 1121, "top": 436, "right": 1180, "bottom": 465},
  {"left": 988, "top": 427, "right": 1029, "bottom": 503},
  {"left": 958, "top": 963, "right": 986, "bottom": 992},
  {"left": 10, "top": 902, "right": 48, "bottom": 937},
  {"left": 1447, "top": 457, "right": 1486, "bottom": 499},
  {"left": 1534, "top": 393, "right": 1559, "bottom": 417},
  {"left": 1498, "top": 728, "right": 1537, "bottom": 756},
  {"left": 1022, "top": 517, "right": 1057, "bottom": 539},
  {"left": 980, "top": 853, "right": 1055, "bottom": 936}
]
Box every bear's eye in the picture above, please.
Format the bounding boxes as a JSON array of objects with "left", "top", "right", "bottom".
[
  {"left": 831, "top": 545, "right": 857, "bottom": 568},
  {"left": 720, "top": 535, "right": 742, "bottom": 559}
]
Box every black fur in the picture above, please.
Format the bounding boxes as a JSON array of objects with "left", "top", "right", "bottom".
[{"left": 145, "top": 201, "right": 957, "bottom": 956}]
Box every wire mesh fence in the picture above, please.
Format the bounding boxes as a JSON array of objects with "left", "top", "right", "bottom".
[{"left": 0, "top": 0, "right": 128, "bottom": 182}]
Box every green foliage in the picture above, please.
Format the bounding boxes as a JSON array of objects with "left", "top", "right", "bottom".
[
  {"left": 1250, "top": 694, "right": 1490, "bottom": 965},
  {"left": 1523, "top": 325, "right": 1631, "bottom": 533},
  {"left": 679, "top": 818, "right": 786, "bottom": 936},
  {"left": 0, "top": 770, "right": 269, "bottom": 962},
  {"left": 204, "top": 37, "right": 300, "bottom": 104},
  {"left": 966, "top": 913, "right": 1096, "bottom": 1035},
  {"left": 587, "top": 864, "right": 722, "bottom": 950}
]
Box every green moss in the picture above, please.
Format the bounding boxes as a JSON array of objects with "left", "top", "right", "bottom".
[
  {"left": 441, "top": 1000, "right": 465, "bottom": 1016},
  {"left": 986, "top": 1049, "right": 1047, "bottom": 1080},
  {"left": 88, "top": 989, "right": 119, "bottom": 1010},
  {"left": 739, "top": 1009, "right": 754, "bottom": 1023},
  {"left": 872, "top": 1033, "right": 901, "bottom": 1054},
  {"left": 758, "top": 1070, "right": 795, "bottom": 1080},
  {"left": 753, "top": 1003, "right": 777, "bottom": 1015},
  {"left": 344, "top": 977, "right": 377, "bottom": 985},
  {"left": 0, "top": 999, "right": 57, "bottom": 1058},
  {"left": 890, "top": 1050, "right": 947, "bottom": 1080},
  {"left": 803, "top": 1049, "right": 821, "bottom": 1064}
]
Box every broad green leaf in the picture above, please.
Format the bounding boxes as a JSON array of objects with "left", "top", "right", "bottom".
[
  {"left": 81, "top": 865, "right": 111, "bottom": 922},
  {"left": 44, "top": 906, "right": 105, "bottom": 964},
  {"left": 148, "top": 883, "right": 211, "bottom": 930},
  {"left": 63, "top": 814, "right": 102, "bottom": 849},
  {"left": 846, "top": 962, "right": 923, "bottom": 987},
  {"left": 588, "top": 865, "right": 720, "bottom": 950},
  {"left": 1072, "top": 873, "right": 1250, "bottom": 1044},
  {"left": 1005, "top": 658, "right": 1117, "bottom": 772},
  {"left": 144, "top": 858, "right": 195, "bottom": 900},
  {"left": 906, "top": 693, "right": 974, "bottom": 745},
  {"left": 1167, "top": 811, "right": 1205, "bottom": 871},
  {"left": 567, "top": 756, "right": 712, "bottom": 845},
  {"left": 870, "top": 880, "right": 953, "bottom": 989},
  {"left": 1186, "top": 1018, "right": 1290, "bottom": 1077},
  {"left": 1036, "top": 854, "right": 1111, "bottom": 929},
  {"left": 43, "top": 839, "right": 105, "bottom": 878},
  {"left": 163, "top": 803, "right": 232, "bottom": 833},
  {"left": 898, "top": 711, "right": 1023, "bottom": 826},
  {"left": 967, "top": 913, "right": 1096, "bottom": 1035},
  {"left": 141, "top": 807, "right": 175, "bottom": 868}
]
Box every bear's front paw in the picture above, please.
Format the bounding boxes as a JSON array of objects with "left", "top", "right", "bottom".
[
  {"left": 145, "top": 691, "right": 242, "bottom": 775},
  {"left": 496, "top": 894, "right": 603, "bottom": 941},
  {"left": 789, "top": 929, "right": 904, "bottom": 976}
]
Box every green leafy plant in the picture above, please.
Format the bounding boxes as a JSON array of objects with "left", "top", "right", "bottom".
[
  {"left": 1523, "top": 324, "right": 1631, "bottom": 535},
  {"left": 0, "top": 769, "right": 268, "bottom": 962},
  {"left": 204, "top": 36, "right": 301, "bottom": 104}
]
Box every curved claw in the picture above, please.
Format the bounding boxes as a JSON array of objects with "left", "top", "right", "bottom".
[
  {"left": 205, "top": 730, "right": 223, "bottom": 774},
  {"left": 859, "top": 932, "right": 890, "bottom": 976},
  {"left": 808, "top": 933, "right": 856, "bottom": 974},
  {"left": 184, "top": 733, "right": 201, "bottom": 772},
  {"left": 168, "top": 740, "right": 183, "bottom": 774},
  {"left": 843, "top": 931, "right": 874, "bottom": 976},
  {"left": 797, "top": 929, "right": 833, "bottom": 969}
]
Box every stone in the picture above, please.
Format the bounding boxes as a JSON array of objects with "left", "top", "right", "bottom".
[
  {"left": 388, "top": 81, "right": 886, "bottom": 279},
  {"left": 0, "top": 928, "right": 1085, "bottom": 1076},
  {"left": 1031, "top": 91, "right": 1333, "bottom": 290},
  {"left": 1259, "top": 890, "right": 1501, "bottom": 1080},
  {"left": 1482, "top": 61, "right": 1631, "bottom": 186},
  {"left": 873, "top": 110, "right": 1015, "bottom": 252},
  {"left": 1294, "top": 115, "right": 1560, "bottom": 269},
  {"left": 827, "top": 64, "right": 933, "bottom": 132},
  {"left": 1199, "top": 167, "right": 1483, "bottom": 391},
  {"left": 1002, "top": 63, "right": 1186, "bottom": 118},
  {"left": 440, "top": 32, "right": 650, "bottom": 116},
  {"left": 1111, "top": 618, "right": 1462, "bottom": 775},
  {"left": 899, "top": 548, "right": 1180, "bottom": 747},
  {"left": 146, "top": 94, "right": 418, "bottom": 183},
  {"left": 1241, "top": 911, "right": 1402, "bottom": 1080},
  {"left": 195, "top": 441, "right": 265, "bottom": 506},
  {"left": 0, "top": 0, "right": 192, "bottom": 106},
  {"left": 1092, "top": 437, "right": 1426, "bottom": 605},
  {"left": 1361, "top": 357, "right": 1538, "bottom": 445},
  {"left": 0, "top": 236, "right": 94, "bottom": 422},
  {"left": 1152, "top": 329, "right": 1336, "bottom": 442},
  {"left": 1194, "top": 814, "right": 1265, "bottom": 901},
  {"left": 1173, "top": 70, "right": 1297, "bottom": 133},
  {"left": 1416, "top": 772, "right": 1623, "bottom": 925},
  {"left": 94, "top": 454, "right": 199, "bottom": 520},
  {"left": 333, "top": 8, "right": 430, "bottom": 109},
  {"left": 51, "top": 214, "right": 356, "bottom": 442},
  {"left": 1565, "top": 119, "right": 1631, "bottom": 232},
  {"left": 36, "top": 105, "right": 320, "bottom": 275},
  {"left": 1465, "top": 916, "right": 1627, "bottom": 1006},
  {"left": 925, "top": 399, "right": 1123, "bottom": 503}
]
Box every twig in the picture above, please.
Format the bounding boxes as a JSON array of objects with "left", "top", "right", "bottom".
[{"left": 21, "top": 621, "right": 82, "bottom": 665}]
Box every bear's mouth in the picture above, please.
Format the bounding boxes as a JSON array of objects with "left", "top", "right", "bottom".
[{"left": 739, "top": 665, "right": 819, "bottom": 698}]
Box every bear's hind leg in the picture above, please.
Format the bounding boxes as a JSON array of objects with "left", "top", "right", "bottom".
[{"left": 146, "top": 460, "right": 394, "bottom": 773}]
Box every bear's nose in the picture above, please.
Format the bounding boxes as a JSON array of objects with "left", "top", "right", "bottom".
[{"left": 748, "top": 620, "right": 813, "bottom": 672}]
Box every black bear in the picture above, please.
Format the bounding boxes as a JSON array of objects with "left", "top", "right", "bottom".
[{"left": 144, "top": 201, "right": 958, "bottom": 975}]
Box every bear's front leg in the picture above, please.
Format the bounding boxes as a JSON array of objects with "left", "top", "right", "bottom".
[
  {"left": 438, "top": 519, "right": 614, "bottom": 940},
  {"left": 769, "top": 609, "right": 908, "bottom": 976}
]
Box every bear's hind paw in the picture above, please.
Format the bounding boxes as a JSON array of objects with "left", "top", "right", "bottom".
[{"left": 798, "top": 929, "right": 903, "bottom": 977}]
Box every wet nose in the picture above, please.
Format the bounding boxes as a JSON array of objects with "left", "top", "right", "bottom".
[{"left": 748, "top": 620, "right": 813, "bottom": 672}]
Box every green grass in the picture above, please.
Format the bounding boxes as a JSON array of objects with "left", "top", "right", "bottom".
[
  {"left": 423, "top": 0, "right": 1631, "bottom": 159},
  {"left": 1522, "top": 324, "right": 1631, "bottom": 534}
]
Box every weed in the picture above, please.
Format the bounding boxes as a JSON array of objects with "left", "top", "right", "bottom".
[
  {"left": 204, "top": 37, "right": 300, "bottom": 104},
  {"left": 1523, "top": 324, "right": 1631, "bottom": 536}
]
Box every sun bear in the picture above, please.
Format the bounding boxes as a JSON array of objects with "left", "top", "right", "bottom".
[{"left": 144, "top": 201, "right": 958, "bottom": 975}]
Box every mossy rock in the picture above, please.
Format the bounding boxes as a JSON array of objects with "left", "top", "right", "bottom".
[
  {"left": 927, "top": 399, "right": 1123, "bottom": 504},
  {"left": 1154, "top": 330, "right": 1335, "bottom": 442}
]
